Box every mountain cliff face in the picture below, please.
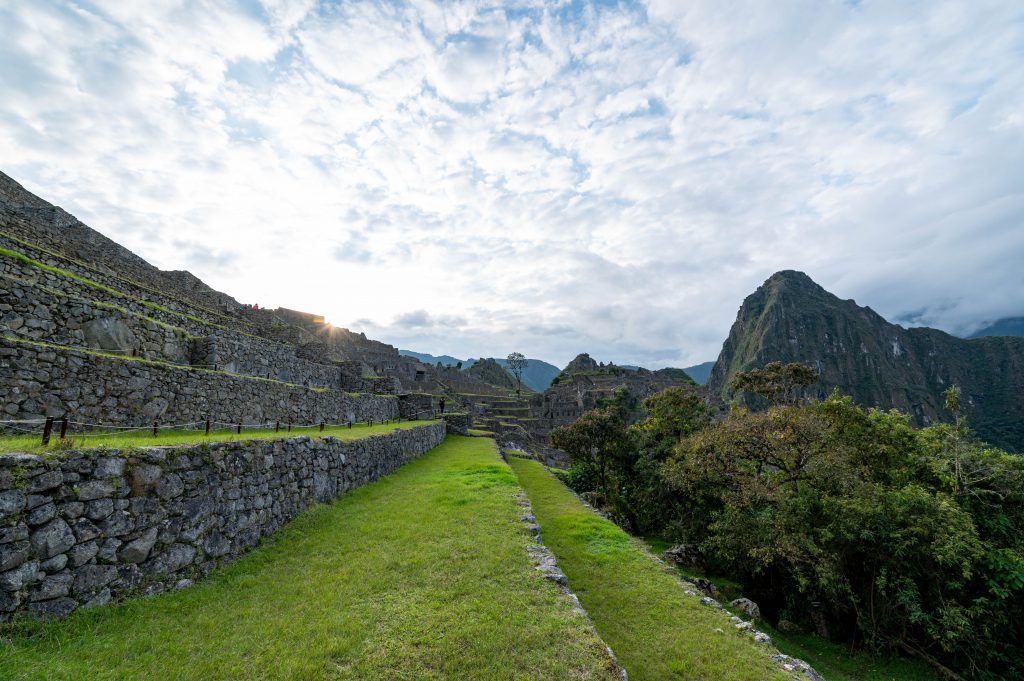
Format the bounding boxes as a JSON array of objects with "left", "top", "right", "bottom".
[{"left": 707, "top": 271, "right": 1024, "bottom": 451}]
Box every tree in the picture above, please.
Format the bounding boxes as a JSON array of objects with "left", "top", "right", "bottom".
[
  {"left": 551, "top": 406, "right": 633, "bottom": 508},
  {"left": 506, "top": 352, "right": 527, "bottom": 396}
]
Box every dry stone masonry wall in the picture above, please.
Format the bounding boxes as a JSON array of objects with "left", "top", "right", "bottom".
[
  {"left": 0, "top": 338, "right": 397, "bottom": 427},
  {"left": 0, "top": 421, "right": 446, "bottom": 621},
  {"left": 0, "top": 256, "right": 367, "bottom": 392}
]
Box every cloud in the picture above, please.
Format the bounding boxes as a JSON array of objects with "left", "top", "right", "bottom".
[{"left": 1, "top": 0, "right": 1022, "bottom": 368}]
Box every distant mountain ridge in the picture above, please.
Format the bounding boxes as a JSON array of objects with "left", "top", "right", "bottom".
[
  {"left": 969, "top": 317, "right": 1024, "bottom": 339},
  {"left": 682, "top": 361, "right": 715, "bottom": 385},
  {"left": 708, "top": 270, "right": 1024, "bottom": 452},
  {"left": 399, "top": 350, "right": 560, "bottom": 392}
]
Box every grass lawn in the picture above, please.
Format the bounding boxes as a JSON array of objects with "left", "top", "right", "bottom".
[
  {"left": 508, "top": 456, "right": 790, "bottom": 681},
  {"left": 0, "top": 436, "right": 617, "bottom": 680},
  {"left": 0, "top": 420, "right": 435, "bottom": 456}
]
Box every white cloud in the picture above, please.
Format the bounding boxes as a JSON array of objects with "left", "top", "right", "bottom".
[{"left": 0, "top": 0, "right": 1021, "bottom": 369}]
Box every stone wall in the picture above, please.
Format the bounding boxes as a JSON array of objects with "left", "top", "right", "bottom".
[
  {"left": 0, "top": 230, "right": 242, "bottom": 330},
  {"left": 0, "top": 338, "right": 398, "bottom": 427},
  {"left": 0, "top": 260, "right": 368, "bottom": 393},
  {"left": 441, "top": 412, "right": 472, "bottom": 435},
  {"left": 0, "top": 421, "right": 446, "bottom": 620},
  {"left": 0, "top": 272, "right": 193, "bottom": 364}
]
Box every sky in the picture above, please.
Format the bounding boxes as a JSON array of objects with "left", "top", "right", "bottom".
[{"left": 1, "top": 0, "right": 1022, "bottom": 369}]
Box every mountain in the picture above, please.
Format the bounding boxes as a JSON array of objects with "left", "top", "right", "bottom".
[
  {"left": 399, "top": 350, "right": 466, "bottom": 367},
  {"left": 969, "top": 317, "right": 1024, "bottom": 338},
  {"left": 399, "top": 350, "right": 560, "bottom": 392},
  {"left": 682, "top": 361, "right": 715, "bottom": 385},
  {"left": 465, "top": 357, "right": 518, "bottom": 391},
  {"left": 707, "top": 271, "right": 1024, "bottom": 452}
]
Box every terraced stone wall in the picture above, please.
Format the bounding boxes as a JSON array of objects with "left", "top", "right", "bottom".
[
  {"left": 0, "top": 257, "right": 368, "bottom": 392},
  {"left": 0, "top": 338, "right": 398, "bottom": 427},
  {"left": 0, "top": 421, "right": 447, "bottom": 621}
]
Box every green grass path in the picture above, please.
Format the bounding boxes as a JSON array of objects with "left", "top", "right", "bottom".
[
  {"left": 508, "top": 457, "right": 790, "bottom": 681},
  {"left": 0, "top": 420, "right": 435, "bottom": 456},
  {"left": 0, "top": 436, "right": 617, "bottom": 680}
]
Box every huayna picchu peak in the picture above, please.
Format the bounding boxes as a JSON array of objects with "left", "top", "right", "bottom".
[{"left": 708, "top": 270, "right": 1024, "bottom": 451}]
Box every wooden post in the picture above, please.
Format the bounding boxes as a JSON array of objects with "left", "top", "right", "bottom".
[
  {"left": 205, "top": 419, "right": 211, "bottom": 436},
  {"left": 287, "top": 423, "right": 291, "bottom": 432},
  {"left": 59, "top": 417, "right": 69, "bottom": 439},
  {"left": 152, "top": 421, "right": 159, "bottom": 437},
  {"left": 320, "top": 421, "right": 325, "bottom": 432},
  {"left": 236, "top": 423, "right": 242, "bottom": 434},
  {"left": 41, "top": 417, "right": 54, "bottom": 445},
  {"left": 275, "top": 421, "right": 280, "bottom": 433},
  {"left": 348, "top": 422, "right": 352, "bottom": 429}
]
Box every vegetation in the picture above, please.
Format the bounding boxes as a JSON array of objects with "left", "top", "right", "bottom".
[
  {"left": 505, "top": 351, "right": 527, "bottom": 396},
  {"left": 0, "top": 437, "right": 618, "bottom": 680},
  {"left": 508, "top": 456, "right": 790, "bottom": 681},
  {"left": 553, "top": 366, "right": 1024, "bottom": 680},
  {"left": 0, "top": 420, "right": 435, "bottom": 456}
]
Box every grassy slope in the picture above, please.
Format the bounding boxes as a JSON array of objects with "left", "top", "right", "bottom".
[
  {"left": 508, "top": 457, "right": 789, "bottom": 681},
  {"left": 0, "top": 420, "right": 434, "bottom": 455},
  {"left": 643, "top": 540, "right": 937, "bottom": 681},
  {"left": 0, "top": 436, "right": 617, "bottom": 680}
]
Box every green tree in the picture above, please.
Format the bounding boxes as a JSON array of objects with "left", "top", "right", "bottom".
[{"left": 506, "top": 352, "right": 527, "bottom": 396}]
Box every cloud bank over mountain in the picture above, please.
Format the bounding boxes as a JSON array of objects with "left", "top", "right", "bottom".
[{"left": 1, "top": 0, "right": 1021, "bottom": 367}]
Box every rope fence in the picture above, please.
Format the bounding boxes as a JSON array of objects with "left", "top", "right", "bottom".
[{"left": 0, "top": 408, "right": 442, "bottom": 446}]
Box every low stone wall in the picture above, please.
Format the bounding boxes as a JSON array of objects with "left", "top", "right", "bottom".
[
  {"left": 0, "top": 421, "right": 446, "bottom": 621},
  {"left": 441, "top": 412, "right": 472, "bottom": 435},
  {"left": 0, "top": 337, "right": 398, "bottom": 427}
]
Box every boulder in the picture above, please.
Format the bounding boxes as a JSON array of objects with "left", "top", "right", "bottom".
[
  {"left": 663, "top": 543, "right": 704, "bottom": 568},
  {"left": 730, "top": 597, "right": 761, "bottom": 622}
]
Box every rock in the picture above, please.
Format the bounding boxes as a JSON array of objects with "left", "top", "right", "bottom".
[
  {"left": 29, "top": 572, "right": 73, "bottom": 601},
  {"left": 81, "top": 587, "right": 112, "bottom": 609},
  {"left": 40, "top": 553, "right": 68, "bottom": 573},
  {"left": 26, "top": 502, "right": 56, "bottom": 526},
  {"left": 690, "top": 577, "right": 719, "bottom": 597},
  {"left": 100, "top": 511, "right": 134, "bottom": 537},
  {"left": 0, "top": 541, "right": 29, "bottom": 572},
  {"left": 202, "top": 531, "right": 230, "bottom": 558},
  {"left": 73, "top": 565, "right": 118, "bottom": 595},
  {"left": 93, "top": 457, "right": 125, "bottom": 478},
  {"left": 663, "top": 543, "right": 704, "bottom": 567},
  {"left": 0, "top": 560, "right": 39, "bottom": 591},
  {"left": 771, "top": 654, "right": 825, "bottom": 681},
  {"left": 71, "top": 518, "right": 101, "bottom": 543},
  {"left": 67, "top": 540, "right": 99, "bottom": 567},
  {"left": 754, "top": 632, "right": 772, "bottom": 645},
  {"left": 0, "top": 589, "right": 22, "bottom": 612},
  {"left": 730, "top": 597, "right": 761, "bottom": 622},
  {"left": 155, "top": 473, "right": 184, "bottom": 500},
  {"left": 0, "top": 523, "right": 28, "bottom": 544},
  {"left": 30, "top": 518, "right": 75, "bottom": 559},
  {"left": 85, "top": 498, "right": 114, "bottom": 520},
  {"left": 0, "top": 490, "right": 26, "bottom": 521},
  {"left": 119, "top": 528, "right": 158, "bottom": 564},
  {"left": 145, "top": 542, "right": 196, "bottom": 574},
  {"left": 26, "top": 469, "right": 62, "bottom": 493},
  {"left": 174, "top": 579, "right": 193, "bottom": 590},
  {"left": 28, "top": 597, "right": 77, "bottom": 619},
  {"left": 62, "top": 501, "right": 85, "bottom": 519},
  {"left": 83, "top": 317, "right": 137, "bottom": 354},
  {"left": 75, "top": 479, "right": 114, "bottom": 501},
  {"left": 97, "top": 538, "right": 122, "bottom": 563}
]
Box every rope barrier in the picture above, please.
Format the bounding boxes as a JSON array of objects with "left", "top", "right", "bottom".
[{"left": 1, "top": 408, "right": 443, "bottom": 446}]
